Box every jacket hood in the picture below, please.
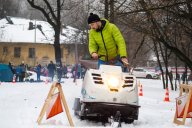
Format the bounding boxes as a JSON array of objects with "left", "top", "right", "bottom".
[{"left": 101, "top": 18, "right": 109, "bottom": 30}]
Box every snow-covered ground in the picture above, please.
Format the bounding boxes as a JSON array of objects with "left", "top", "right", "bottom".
[{"left": 0, "top": 77, "right": 191, "bottom": 128}]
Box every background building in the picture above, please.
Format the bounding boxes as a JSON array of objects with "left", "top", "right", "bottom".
[{"left": 0, "top": 16, "right": 86, "bottom": 66}]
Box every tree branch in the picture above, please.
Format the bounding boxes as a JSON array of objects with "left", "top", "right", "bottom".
[
  {"left": 43, "top": 0, "right": 57, "bottom": 21},
  {"left": 27, "top": 0, "right": 56, "bottom": 28},
  {"left": 117, "top": 1, "right": 188, "bottom": 16}
]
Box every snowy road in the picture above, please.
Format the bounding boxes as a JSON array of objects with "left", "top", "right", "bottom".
[{"left": 0, "top": 78, "right": 191, "bottom": 128}]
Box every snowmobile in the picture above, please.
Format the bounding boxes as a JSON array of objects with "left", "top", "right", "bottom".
[{"left": 74, "top": 64, "right": 140, "bottom": 125}]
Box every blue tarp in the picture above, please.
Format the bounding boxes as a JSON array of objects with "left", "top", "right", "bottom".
[{"left": 0, "top": 64, "right": 13, "bottom": 82}]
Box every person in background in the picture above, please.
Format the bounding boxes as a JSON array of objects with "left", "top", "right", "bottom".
[
  {"left": 8, "top": 62, "right": 15, "bottom": 74},
  {"left": 44, "top": 64, "right": 49, "bottom": 77},
  {"left": 56, "top": 63, "right": 63, "bottom": 83},
  {"left": 36, "top": 63, "right": 41, "bottom": 82},
  {"left": 168, "top": 70, "right": 173, "bottom": 82},
  {"left": 77, "top": 63, "right": 81, "bottom": 79},
  {"left": 71, "top": 64, "right": 76, "bottom": 78},
  {"left": 63, "top": 64, "right": 68, "bottom": 78},
  {"left": 47, "top": 61, "right": 56, "bottom": 81},
  {"left": 188, "top": 72, "right": 192, "bottom": 84},
  {"left": 181, "top": 71, "right": 187, "bottom": 84},
  {"left": 88, "top": 13, "right": 128, "bottom": 71},
  {"left": 15, "top": 65, "right": 22, "bottom": 82},
  {"left": 20, "top": 61, "right": 26, "bottom": 82},
  {"left": 175, "top": 73, "right": 180, "bottom": 84},
  {"left": 81, "top": 65, "right": 86, "bottom": 79}
]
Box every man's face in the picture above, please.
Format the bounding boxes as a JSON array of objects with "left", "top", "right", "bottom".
[{"left": 89, "top": 22, "right": 100, "bottom": 30}]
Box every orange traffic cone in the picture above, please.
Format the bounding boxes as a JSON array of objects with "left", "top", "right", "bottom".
[
  {"left": 139, "top": 84, "right": 143, "bottom": 96},
  {"left": 164, "top": 88, "right": 170, "bottom": 102}
]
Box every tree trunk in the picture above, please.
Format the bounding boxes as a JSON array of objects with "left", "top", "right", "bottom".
[
  {"left": 54, "top": 29, "right": 62, "bottom": 65},
  {"left": 109, "top": 0, "right": 115, "bottom": 23},
  {"left": 153, "top": 41, "right": 165, "bottom": 89},
  {"left": 27, "top": 0, "right": 63, "bottom": 66},
  {"left": 104, "top": 0, "right": 109, "bottom": 19},
  {"left": 159, "top": 42, "right": 166, "bottom": 89}
]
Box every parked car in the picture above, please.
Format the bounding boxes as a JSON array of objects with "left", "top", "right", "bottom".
[{"left": 131, "top": 68, "right": 159, "bottom": 79}]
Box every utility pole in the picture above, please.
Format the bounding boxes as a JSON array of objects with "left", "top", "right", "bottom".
[
  {"left": 73, "top": 34, "right": 79, "bottom": 83},
  {"left": 34, "top": 19, "right": 36, "bottom": 43},
  {"left": 33, "top": 19, "right": 36, "bottom": 66}
]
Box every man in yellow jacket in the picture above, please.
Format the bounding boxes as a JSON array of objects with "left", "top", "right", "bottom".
[{"left": 88, "top": 13, "right": 128, "bottom": 71}]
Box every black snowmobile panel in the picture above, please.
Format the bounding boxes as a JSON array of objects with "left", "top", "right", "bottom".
[{"left": 80, "top": 101, "right": 140, "bottom": 120}]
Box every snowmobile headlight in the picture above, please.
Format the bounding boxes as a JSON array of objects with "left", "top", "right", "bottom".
[{"left": 107, "top": 76, "right": 120, "bottom": 89}]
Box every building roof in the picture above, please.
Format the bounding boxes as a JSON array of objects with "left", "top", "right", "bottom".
[{"left": 0, "top": 16, "right": 83, "bottom": 44}]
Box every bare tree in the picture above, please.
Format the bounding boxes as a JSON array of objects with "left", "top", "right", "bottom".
[
  {"left": 0, "top": 0, "right": 21, "bottom": 19},
  {"left": 27, "top": 0, "right": 70, "bottom": 64},
  {"left": 120, "top": 0, "right": 192, "bottom": 71},
  {"left": 95, "top": 0, "right": 192, "bottom": 89}
]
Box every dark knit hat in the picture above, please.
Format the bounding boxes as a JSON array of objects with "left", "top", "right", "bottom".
[{"left": 87, "top": 13, "right": 100, "bottom": 24}]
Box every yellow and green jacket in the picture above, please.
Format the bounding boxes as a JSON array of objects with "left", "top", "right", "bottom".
[{"left": 89, "top": 19, "right": 127, "bottom": 61}]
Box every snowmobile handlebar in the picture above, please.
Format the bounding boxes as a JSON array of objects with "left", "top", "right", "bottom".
[{"left": 98, "top": 55, "right": 129, "bottom": 66}]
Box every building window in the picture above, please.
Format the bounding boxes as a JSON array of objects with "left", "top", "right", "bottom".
[
  {"left": 14, "top": 47, "right": 21, "bottom": 58},
  {"left": 29, "top": 48, "right": 35, "bottom": 58},
  {"left": 3, "top": 47, "right": 8, "bottom": 55}
]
